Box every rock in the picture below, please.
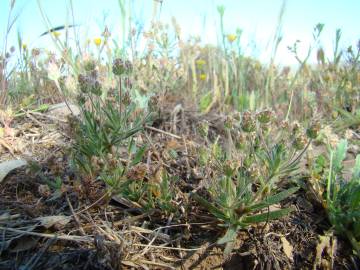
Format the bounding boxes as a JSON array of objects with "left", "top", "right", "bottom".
[{"left": 48, "top": 102, "right": 80, "bottom": 119}]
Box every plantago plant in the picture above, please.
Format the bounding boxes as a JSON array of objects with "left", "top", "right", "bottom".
[
  {"left": 192, "top": 110, "right": 310, "bottom": 254},
  {"left": 193, "top": 169, "right": 299, "bottom": 255},
  {"left": 72, "top": 58, "right": 152, "bottom": 178},
  {"left": 308, "top": 139, "right": 360, "bottom": 258}
]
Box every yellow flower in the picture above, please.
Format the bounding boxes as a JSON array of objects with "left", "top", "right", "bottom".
[
  {"left": 195, "top": 59, "right": 206, "bottom": 67},
  {"left": 52, "top": 31, "right": 61, "bottom": 38},
  {"left": 22, "top": 43, "right": 27, "bottom": 50},
  {"left": 199, "top": 73, "right": 206, "bottom": 81},
  {"left": 94, "top": 37, "right": 102, "bottom": 46},
  {"left": 227, "top": 34, "right": 237, "bottom": 43}
]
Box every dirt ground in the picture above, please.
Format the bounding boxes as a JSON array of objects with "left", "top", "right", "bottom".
[{"left": 0, "top": 103, "right": 359, "bottom": 270}]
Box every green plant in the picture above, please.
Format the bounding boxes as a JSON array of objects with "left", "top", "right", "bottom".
[
  {"left": 104, "top": 165, "right": 177, "bottom": 214},
  {"left": 333, "top": 107, "right": 360, "bottom": 131},
  {"left": 70, "top": 57, "right": 178, "bottom": 215},
  {"left": 285, "top": 23, "right": 324, "bottom": 120},
  {"left": 1, "top": 0, "right": 23, "bottom": 105},
  {"left": 311, "top": 139, "right": 360, "bottom": 258},
  {"left": 192, "top": 110, "right": 310, "bottom": 254},
  {"left": 193, "top": 171, "right": 299, "bottom": 255},
  {"left": 72, "top": 98, "right": 151, "bottom": 174},
  {"left": 72, "top": 58, "right": 152, "bottom": 178}
]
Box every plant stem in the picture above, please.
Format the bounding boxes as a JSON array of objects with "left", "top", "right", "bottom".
[
  {"left": 118, "top": 76, "right": 122, "bottom": 117},
  {"left": 345, "top": 230, "right": 360, "bottom": 258}
]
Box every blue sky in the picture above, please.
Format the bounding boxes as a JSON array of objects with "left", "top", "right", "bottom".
[{"left": 1, "top": 0, "right": 359, "bottom": 65}]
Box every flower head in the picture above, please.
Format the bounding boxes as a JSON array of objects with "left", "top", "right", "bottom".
[
  {"left": 256, "top": 109, "right": 273, "bottom": 124},
  {"left": 52, "top": 31, "right": 61, "bottom": 38},
  {"left": 241, "top": 111, "right": 256, "bottom": 133},
  {"left": 293, "top": 133, "right": 308, "bottom": 150},
  {"left": 199, "top": 73, "right": 206, "bottom": 81},
  {"left": 227, "top": 34, "right": 237, "bottom": 43},
  {"left": 195, "top": 59, "right": 206, "bottom": 67},
  {"left": 94, "top": 37, "right": 102, "bottom": 47},
  {"left": 306, "top": 120, "right": 321, "bottom": 139},
  {"left": 112, "top": 58, "right": 133, "bottom": 76}
]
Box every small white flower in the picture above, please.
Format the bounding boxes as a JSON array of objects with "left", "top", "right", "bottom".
[
  {"left": 322, "top": 125, "right": 333, "bottom": 138},
  {"left": 345, "top": 129, "right": 353, "bottom": 140}
]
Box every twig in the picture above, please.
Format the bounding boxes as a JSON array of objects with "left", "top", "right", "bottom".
[
  {"left": 23, "top": 237, "right": 57, "bottom": 270},
  {"left": 145, "top": 125, "right": 182, "bottom": 139},
  {"left": 26, "top": 112, "right": 45, "bottom": 127},
  {"left": 66, "top": 194, "right": 86, "bottom": 236},
  {"left": 0, "top": 213, "right": 20, "bottom": 222},
  {"left": 0, "top": 138, "right": 15, "bottom": 157},
  {"left": 133, "top": 259, "right": 175, "bottom": 270},
  {"left": 132, "top": 243, "right": 203, "bottom": 251},
  {"left": 0, "top": 226, "right": 92, "bottom": 243},
  {"left": 75, "top": 191, "right": 110, "bottom": 215},
  {"left": 113, "top": 211, "right": 155, "bottom": 226},
  {"left": 133, "top": 229, "right": 161, "bottom": 259},
  {"left": 182, "top": 137, "right": 191, "bottom": 178},
  {"left": 0, "top": 225, "right": 206, "bottom": 252}
]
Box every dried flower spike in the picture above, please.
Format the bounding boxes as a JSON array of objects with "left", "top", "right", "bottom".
[
  {"left": 256, "top": 109, "right": 273, "bottom": 124},
  {"left": 241, "top": 111, "right": 256, "bottom": 133},
  {"left": 306, "top": 121, "right": 321, "bottom": 139},
  {"left": 112, "top": 58, "right": 133, "bottom": 76}
]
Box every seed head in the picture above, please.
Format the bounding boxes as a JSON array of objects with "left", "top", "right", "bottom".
[
  {"left": 122, "top": 91, "right": 132, "bottom": 106},
  {"left": 235, "top": 132, "right": 246, "bottom": 149},
  {"left": 241, "top": 111, "right": 256, "bottom": 133},
  {"left": 84, "top": 59, "right": 96, "bottom": 72},
  {"left": 291, "top": 121, "right": 301, "bottom": 135},
  {"left": 198, "top": 120, "right": 209, "bottom": 138},
  {"left": 112, "top": 58, "right": 133, "bottom": 76},
  {"left": 293, "top": 133, "right": 308, "bottom": 150},
  {"left": 306, "top": 121, "right": 321, "bottom": 139},
  {"left": 256, "top": 109, "right": 273, "bottom": 124}
]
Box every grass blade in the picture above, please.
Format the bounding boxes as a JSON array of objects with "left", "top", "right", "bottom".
[
  {"left": 242, "top": 207, "right": 294, "bottom": 224},
  {"left": 250, "top": 187, "right": 299, "bottom": 211}
]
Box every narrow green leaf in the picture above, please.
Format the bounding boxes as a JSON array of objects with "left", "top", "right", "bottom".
[
  {"left": 192, "top": 193, "right": 227, "bottom": 220},
  {"left": 250, "top": 187, "right": 299, "bottom": 211},
  {"left": 333, "top": 139, "right": 347, "bottom": 172},
  {"left": 352, "top": 155, "right": 360, "bottom": 180},
  {"left": 242, "top": 207, "right": 294, "bottom": 224},
  {"left": 199, "top": 92, "right": 213, "bottom": 113},
  {"left": 130, "top": 145, "right": 147, "bottom": 166}
]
